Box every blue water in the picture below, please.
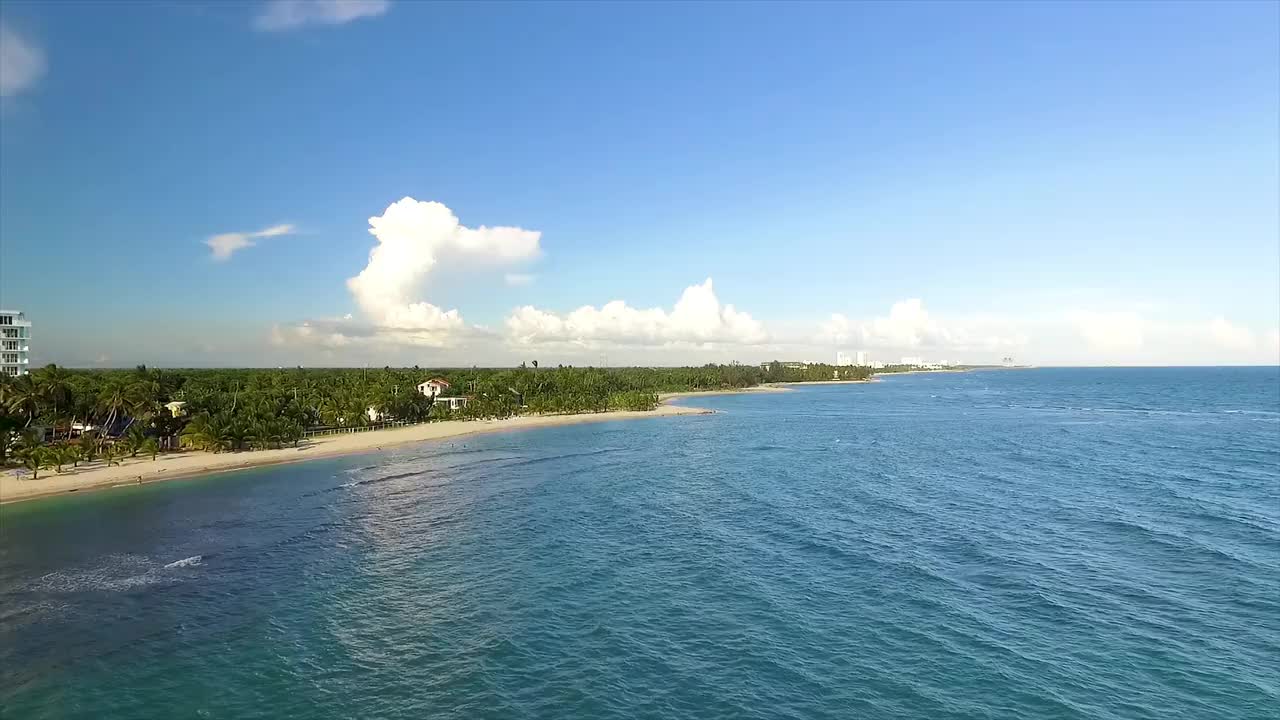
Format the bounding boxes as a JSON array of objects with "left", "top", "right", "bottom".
[{"left": 1, "top": 368, "right": 1278, "bottom": 719}]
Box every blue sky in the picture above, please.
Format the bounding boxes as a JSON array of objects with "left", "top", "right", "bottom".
[{"left": 1, "top": 0, "right": 1277, "bottom": 366}]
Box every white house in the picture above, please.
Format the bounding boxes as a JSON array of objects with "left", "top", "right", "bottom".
[
  {"left": 436, "top": 397, "right": 470, "bottom": 411},
  {"left": 417, "top": 378, "right": 450, "bottom": 398}
]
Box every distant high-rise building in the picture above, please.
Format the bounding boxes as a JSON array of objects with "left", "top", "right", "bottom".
[
  {"left": 855, "top": 351, "right": 868, "bottom": 366},
  {"left": 900, "top": 356, "right": 923, "bottom": 367},
  {"left": 0, "top": 309, "right": 32, "bottom": 376},
  {"left": 835, "top": 351, "right": 853, "bottom": 366}
]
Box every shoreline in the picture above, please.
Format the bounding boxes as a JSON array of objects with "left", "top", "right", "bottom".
[
  {"left": 1, "top": 402, "right": 713, "bottom": 506},
  {"left": 0, "top": 376, "right": 912, "bottom": 506}
]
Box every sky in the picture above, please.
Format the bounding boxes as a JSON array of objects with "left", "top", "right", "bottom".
[{"left": 1, "top": 0, "right": 1277, "bottom": 368}]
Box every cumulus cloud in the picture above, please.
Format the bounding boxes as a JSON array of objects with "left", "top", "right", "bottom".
[
  {"left": 1206, "top": 316, "right": 1256, "bottom": 352},
  {"left": 206, "top": 223, "right": 296, "bottom": 261},
  {"left": 818, "top": 314, "right": 851, "bottom": 345},
  {"left": 270, "top": 320, "right": 353, "bottom": 349},
  {"left": 270, "top": 314, "right": 495, "bottom": 351},
  {"left": 346, "top": 197, "right": 539, "bottom": 338},
  {"left": 254, "top": 0, "right": 390, "bottom": 32},
  {"left": 506, "top": 278, "right": 767, "bottom": 347},
  {"left": 817, "top": 299, "right": 1024, "bottom": 354},
  {"left": 275, "top": 198, "right": 539, "bottom": 350},
  {"left": 860, "top": 299, "right": 950, "bottom": 348},
  {"left": 1058, "top": 308, "right": 1277, "bottom": 364},
  {"left": 0, "top": 24, "right": 45, "bottom": 98}
]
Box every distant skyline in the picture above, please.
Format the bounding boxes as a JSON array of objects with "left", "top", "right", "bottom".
[{"left": 1, "top": 1, "right": 1277, "bottom": 367}]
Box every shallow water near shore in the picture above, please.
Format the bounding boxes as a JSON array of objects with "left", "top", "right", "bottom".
[{"left": 2, "top": 367, "right": 1278, "bottom": 719}]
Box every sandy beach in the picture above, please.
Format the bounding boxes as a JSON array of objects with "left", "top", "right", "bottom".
[
  {"left": 658, "top": 385, "right": 792, "bottom": 401},
  {"left": 0, "top": 403, "right": 712, "bottom": 505}
]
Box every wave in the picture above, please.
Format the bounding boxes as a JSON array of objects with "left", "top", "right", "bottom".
[
  {"left": 164, "top": 555, "right": 203, "bottom": 569},
  {"left": 343, "top": 469, "right": 426, "bottom": 489},
  {"left": 501, "top": 447, "right": 622, "bottom": 469}
]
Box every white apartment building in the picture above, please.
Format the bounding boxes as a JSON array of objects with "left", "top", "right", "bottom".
[
  {"left": 836, "top": 351, "right": 871, "bottom": 367},
  {"left": 0, "top": 309, "right": 32, "bottom": 376},
  {"left": 900, "top": 356, "right": 923, "bottom": 367}
]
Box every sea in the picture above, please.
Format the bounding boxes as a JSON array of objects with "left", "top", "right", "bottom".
[{"left": 1, "top": 367, "right": 1277, "bottom": 719}]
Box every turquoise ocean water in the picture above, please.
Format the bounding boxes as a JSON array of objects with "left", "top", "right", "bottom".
[{"left": 1, "top": 368, "right": 1277, "bottom": 719}]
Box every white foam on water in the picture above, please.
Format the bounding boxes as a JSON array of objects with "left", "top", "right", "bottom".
[{"left": 164, "top": 555, "right": 203, "bottom": 569}]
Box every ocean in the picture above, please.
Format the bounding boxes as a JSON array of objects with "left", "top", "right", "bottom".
[{"left": 1, "top": 367, "right": 1277, "bottom": 719}]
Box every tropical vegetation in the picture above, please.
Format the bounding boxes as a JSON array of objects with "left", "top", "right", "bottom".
[{"left": 0, "top": 361, "right": 884, "bottom": 475}]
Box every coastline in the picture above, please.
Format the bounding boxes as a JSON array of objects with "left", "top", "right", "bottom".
[
  {"left": 0, "top": 378, "right": 896, "bottom": 506},
  {"left": 658, "top": 385, "right": 792, "bottom": 401},
  {"left": 0, "top": 402, "right": 712, "bottom": 506}
]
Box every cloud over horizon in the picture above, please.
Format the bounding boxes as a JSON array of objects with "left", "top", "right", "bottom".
[
  {"left": 275, "top": 198, "right": 540, "bottom": 351},
  {"left": 818, "top": 299, "right": 1026, "bottom": 356},
  {"left": 0, "top": 23, "right": 45, "bottom": 98},
  {"left": 254, "top": 0, "right": 390, "bottom": 32},
  {"left": 506, "top": 278, "right": 767, "bottom": 348},
  {"left": 345, "top": 198, "right": 540, "bottom": 343},
  {"left": 206, "top": 223, "right": 296, "bottom": 261},
  {"left": 1063, "top": 310, "right": 1278, "bottom": 364}
]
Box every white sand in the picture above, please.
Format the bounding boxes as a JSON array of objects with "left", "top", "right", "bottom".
[
  {"left": 658, "top": 385, "right": 791, "bottom": 401},
  {"left": 0, "top": 403, "right": 712, "bottom": 505}
]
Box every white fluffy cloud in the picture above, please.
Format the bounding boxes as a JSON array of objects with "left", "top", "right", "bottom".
[
  {"left": 346, "top": 198, "right": 540, "bottom": 339},
  {"left": 1206, "top": 316, "right": 1257, "bottom": 352},
  {"left": 275, "top": 198, "right": 539, "bottom": 351},
  {"left": 506, "top": 278, "right": 767, "bottom": 347},
  {"left": 1065, "top": 311, "right": 1271, "bottom": 359},
  {"left": 861, "top": 299, "right": 949, "bottom": 348},
  {"left": 818, "top": 314, "right": 851, "bottom": 345},
  {"left": 818, "top": 299, "right": 1024, "bottom": 354},
  {"left": 0, "top": 24, "right": 45, "bottom": 98},
  {"left": 206, "top": 223, "right": 295, "bottom": 261},
  {"left": 254, "top": 0, "right": 390, "bottom": 32}
]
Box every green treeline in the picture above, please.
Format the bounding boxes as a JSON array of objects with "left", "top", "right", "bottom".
[{"left": 0, "top": 362, "right": 874, "bottom": 467}]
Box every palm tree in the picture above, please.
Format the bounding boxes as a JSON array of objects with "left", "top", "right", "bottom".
[
  {"left": 225, "top": 418, "right": 253, "bottom": 452},
  {"left": 19, "top": 445, "right": 48, "bottom": 479},
  {"left": 34, "top": 364, "right": 73, "bottom": 439},
  {"left": 181, "top": 413, "right": 231, "bottom": 452},
  {"left": 252, "top": 419, "right": 284, "bottom": 450},
  {"left": 5, "top": 375, "right": 42, "bottom": 427},
  {"left": 78, "top": 431, "right": 98, "bottom": 464},
  {"left": 101, "top": 445, "right": 121, "bottom": 467},
  {"left": 283, "top": 419, "right": 304, "bottom": 447},
  {"left": 121, "top": 424, "right": 147, "bottom": 458},
  {"left": 141, "top": 437, "right": 159, "bottom": 460},
  {"left": 97, "top": 380, "right": 134, "bottom": 436},
  {"left": 50, "top": 444, "right": 78, "bottom": 473},
  {"left": 129, "top": 379, "right": 162, "bottom": 422}
]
